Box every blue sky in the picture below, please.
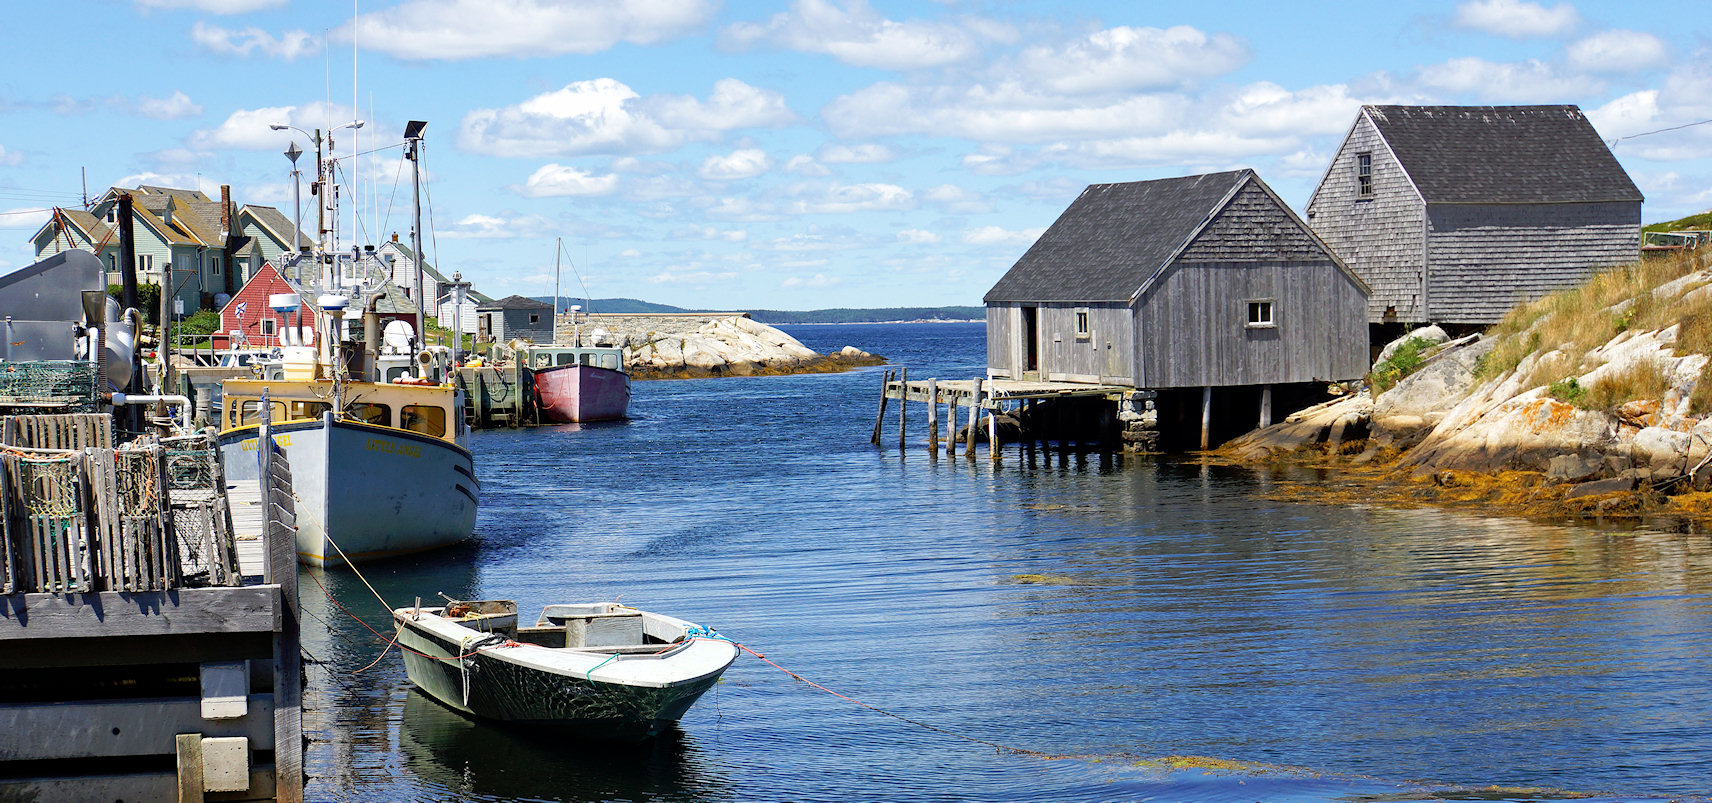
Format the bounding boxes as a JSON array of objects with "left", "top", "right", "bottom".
[{"left": 2, "top": 0, "right": 1709, "bottom": 310}]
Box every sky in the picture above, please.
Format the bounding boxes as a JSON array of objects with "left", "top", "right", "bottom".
[{"left": 1, "top": 0, "right": 1710, "bottom": 311}]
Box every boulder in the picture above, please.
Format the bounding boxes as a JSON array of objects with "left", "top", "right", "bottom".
[
  {"left": 1375, "top": 325, "right": 1449, "bottom": 366},
  {"left": 1564, "top": 476, "right": 1637, "bottom": 499},
  {"left": 1546, "top": 454, "right": 1603, "bottom": 483}
]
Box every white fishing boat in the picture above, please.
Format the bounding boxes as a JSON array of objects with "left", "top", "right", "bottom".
[{"left": 393, "top": 599, "right": 738, "bottom": 743}]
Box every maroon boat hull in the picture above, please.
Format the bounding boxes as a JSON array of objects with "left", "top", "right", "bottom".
[{"left": 534, "top": 364, "right": 631, "bottom": 423}]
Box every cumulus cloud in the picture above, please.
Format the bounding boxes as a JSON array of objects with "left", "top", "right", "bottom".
[
  {"left": 1415, "top": 57, "right": 1591, "bottom": 102},
  {"left": 112, "top": 172, "right": 223, "bottom": 197},
  {"left": 345, "top": 0, "right": 715, "bottom": 60},
  {"left": 817, "top": 143, "right": 895, "bottom": 164},
  {"left": 0, "top": 207, "right": 50, "bottom": 230},
  {"left": 192, "top": 22, "right": 318, "bottom": 60},
  {"left": 721, "top": 0, "right": 997, "bottom": 69},
  {"left": 190, "top": 102, "right": 377, "bottom": 151},
  {"left": 136, "top": 91, "right": 202, "bottom": 120},
  {"left": 962, "top": 226, "right": 1044, "bottom": 246},
  {"left": 437, "top": 213, "right": 554, "bottom": 239},
  {"left": 698, "top": 148, "right": 771, "bottom": 180},
  {"left": 513, "top": 164, "right": 620, "bottom": 197},
  {"left": 922, "top": 184, "right": 991, "bottom": 213},
  {"left": 134, "top": 0, "right": 284, "bottom": 12},
  {"left": 781, "top": 273, "right": 840, "bottom": 287},
  {"left": 1015, "top": 25, "right": 1249, "bottom": 94},
  {"left": 1452, "top": 0, "right": 1580, "bottom": 38},
  {"left": 1567, "top": 30, "right": 1669, "bottom": 73},
  {"left": 824, "top": 81, "right": 1187, "bottom": 142},
  {"left": 784, "top": 154, "right": 830, "bottom": 176},
  {"left": 1217, "top": 82, "right": 1370, "bottom": 137},
  {"left": 788, "top": 183, "right": 913, "bottom": 214},
  {"left": 897, "top": 228, "right": 940, "bottom": 244},
  {"left": 460, "top": 78, "right": 795, "bottom": 158}
]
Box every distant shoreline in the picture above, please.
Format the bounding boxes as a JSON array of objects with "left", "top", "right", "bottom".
[{"left": 773, "top": 319, "right": 984, "bottom": 326}]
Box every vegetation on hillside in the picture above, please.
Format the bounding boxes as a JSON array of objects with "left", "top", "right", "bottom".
[
  {"left": 1643, "top": 210, "right": 1712, "bottom": 233},
  {"left": 1475, "top": 248, "right": 1712, "bottom": 412}
]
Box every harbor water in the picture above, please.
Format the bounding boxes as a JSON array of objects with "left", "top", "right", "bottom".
[{"left": 300, "top": 322, "right": 1712, "bottom": 802}]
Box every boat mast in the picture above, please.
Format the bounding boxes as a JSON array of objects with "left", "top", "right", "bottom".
[
  {"left": 405, "top": 120, "right": 428, "bottom": 377},
  {"left": 553, "top": 237, "right": 561, "bottom": 343}
]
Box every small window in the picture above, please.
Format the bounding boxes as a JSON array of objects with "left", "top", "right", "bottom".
[
  {"left": 401, "top": 405, "right": 446, "bottom": 438},
  {"left": 211, "top": 256, "right": 222, "bottom": 276},
  {"left": 1247, "top": 300, "right": 1276, "bottom": 329},
  {"left": 529, "top": 313, "right": 541, "bottom": 325},
  {"left": 260, "top": 319, "right": 277, "bottom": 336},
  {"left": 1074, "top": 309, "right": 1090, "bottom": 340},
  {"left": 557, "top": 353, "right": 575, "bottom": 366},
  {"left": 284, "top": 401, "right": 330, "bottom": 422},
  {"left": 349, "top": 402, "right": 391, "bottom": 426},
  {"left": 1356, "top": 152, "right": 1373, "bottom": 198},
  {"left": 235, "top": 400, "right": 287, "bottom": 426}
]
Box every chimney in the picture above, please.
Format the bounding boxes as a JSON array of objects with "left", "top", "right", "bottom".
[
  {"left": 219, "top": 184, "right": 231, "bottom": 240},
  {"left": 392, "top": 232, "right": 399, "bottom": 243}
]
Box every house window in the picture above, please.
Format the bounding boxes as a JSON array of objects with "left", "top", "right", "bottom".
[
  {"left": 529, "top": 313, "right": 540, "bottom": 325},
  {"left": 1074, "top": 308, "right": 1091, "bottom": 340},
  {"left": 1247, "top": 299, "right": 1276, "bottom": 329},
  {"left": 211, "top": 256, "right": 221, "bottom": 276},
  {"left": 260, "top": 319, "right": 277, "bottom": 337},
  {"left": 1356, "top": 152, "right": 1373, "bottom": 197}
]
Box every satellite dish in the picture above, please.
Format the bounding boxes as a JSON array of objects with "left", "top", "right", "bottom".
[{"left": 383, "top": 319, "right": 416, "bottom": 352}]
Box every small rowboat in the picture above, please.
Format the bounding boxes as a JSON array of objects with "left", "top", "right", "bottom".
[{"left": 393, "top": 599, "right": 737, "bottom": 743}]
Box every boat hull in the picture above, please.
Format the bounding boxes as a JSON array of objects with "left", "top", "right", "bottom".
[
  {"left": 395, "top": 617, "right": 723, "bottom": 742},
  {"left": 219, "top": 418, "right": 479, "bottom": 567},
  {"left": 534, "top": 364, "right": 630, "bottom": 423}
]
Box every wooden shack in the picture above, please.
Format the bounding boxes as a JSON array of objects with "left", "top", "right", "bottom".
[
  {"left": 984, "top": 169, "right": 1369, "bottom": 448},
  {"left": 477, "top": 295, "right": 553, "bottom": 344},
  {"left": 1305, "top": 104, "right": 1643, "bottom": 328}
]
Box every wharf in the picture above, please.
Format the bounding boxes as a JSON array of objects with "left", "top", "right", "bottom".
[{"left": 872, "top": 371, "right": 1154, "bottom": 456}]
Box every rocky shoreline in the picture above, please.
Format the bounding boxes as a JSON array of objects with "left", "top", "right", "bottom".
[
  {"left": 1222, "top": 256, "right": 1712, "bottom": 521},
  {"left": 580, "top": 314, "right": 885, "bottom": 379}
]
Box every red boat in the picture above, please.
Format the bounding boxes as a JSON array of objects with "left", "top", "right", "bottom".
[{"left": 528, "top": 346, "right": 631, "bottom": 423}]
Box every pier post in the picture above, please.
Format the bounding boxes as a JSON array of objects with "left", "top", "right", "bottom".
[
  {"left": 870, "top": 369, "right": 891, "bottom": 445},
  {"left": 897, "top": 367, "right": 908, "bottom": 449},
  {"left": 946, "top": 387, "right": 957, "bottom": 457},
  {"left": 1259, "top": 384, "right": 1273, "bottom": 428},
  {"left": 1201, "top": 386, "right": 1212, "bottom": 451},
  {"left": 988, "top": 396, "right": 1000, "bottom": 462},
  {"left": 926, "top": 378, "right": 938, "bottom": 450},
  {"left": 965, "top": 378, "right": 981, "bottom": 459}
]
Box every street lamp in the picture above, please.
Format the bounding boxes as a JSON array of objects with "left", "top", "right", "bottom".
[{"left": 269, "top": 120, "right": 363, "bottom": 255}]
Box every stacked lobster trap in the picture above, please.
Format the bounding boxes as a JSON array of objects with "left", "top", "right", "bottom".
[{"left": 0, "top": 414, "right": 240, "bottom": 594}]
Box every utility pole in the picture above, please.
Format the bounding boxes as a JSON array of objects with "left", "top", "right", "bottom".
[{"left": 405, "top": 120, "right": 428, "bottom": 362}]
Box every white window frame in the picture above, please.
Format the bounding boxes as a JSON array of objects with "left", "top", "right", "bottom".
[
  {"left": 1246, "top": 299, "right": 1276, "bottom": 329},
  {"left": 1073, "top": 308, "right": 1091, "bottom": 341},
  {"left": 1356, "top": 152, "right": 1373, "bottom": 198},
  {"left": 260, "top": 318, "right": 277, "bottom": 337}
]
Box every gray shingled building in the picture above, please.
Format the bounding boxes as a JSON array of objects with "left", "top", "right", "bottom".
[
  {"left": 1305, "top": 104, "right": 1643, "bottom": 327},
  {"left": 477, "top": 295, "right": 553, "bottom": 344}
]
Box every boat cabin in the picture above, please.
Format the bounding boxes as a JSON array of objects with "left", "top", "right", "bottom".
[
  {"left": 220, "top": 378, "right": 468, "bottom": 447},
  {"left": 517, "top": 344, "right": 625, "bottom": 373}
]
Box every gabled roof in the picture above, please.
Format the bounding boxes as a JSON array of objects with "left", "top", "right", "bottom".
[
  {"left": 1361, "top": 105, "right": 1642, "bottom": 204},
  {"left": 32, "top": 208, "right": 114, "bottom": 248},
  {"left": 478, "top": 294, "right": 551, "bottom": 311},
  {"left": 238, "top": 205, "right": 309, "bottom": 249},
  {"left": 985, "top": 170, "right": 1252, "bottom": 304}
]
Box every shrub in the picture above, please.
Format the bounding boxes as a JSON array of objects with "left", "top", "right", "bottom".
[
  {"left": 1370, "top": 336, "right": 1432, "bottom": 393},
  {"left": 107, "top": 282, "right": 162, "bottom": 324},
  {"left": 1548, "top": 376, "right": 1586, "bottom": 405}
]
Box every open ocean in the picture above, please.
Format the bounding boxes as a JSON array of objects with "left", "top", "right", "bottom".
[{"left": 299, "top": 321, "right": 1712, "bottom": 802}]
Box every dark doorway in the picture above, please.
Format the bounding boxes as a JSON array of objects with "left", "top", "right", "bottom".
[{"left": 1021, "top": 306, "right": 1039, "bottom": 373}]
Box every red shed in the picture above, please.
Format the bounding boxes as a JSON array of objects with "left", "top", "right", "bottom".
[{"left": 212, "top": 263, "right": 310, "bottom": 349}]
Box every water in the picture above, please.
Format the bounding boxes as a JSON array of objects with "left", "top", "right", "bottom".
[{"left": 300, "top": 322, "right": 1712, "bottom": 802}]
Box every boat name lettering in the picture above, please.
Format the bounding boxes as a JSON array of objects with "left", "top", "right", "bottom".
[
  {"left": 367, "top": 438, "right": 421, "bottom": 458},
  {"left": 240, "top": 434, "right": 292, "bottom": 451}
]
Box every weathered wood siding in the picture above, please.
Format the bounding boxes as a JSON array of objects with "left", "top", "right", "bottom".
[
  {"left": 1425, "top": 201, "right": 1640, "bottom": 324},
  {"left": 1137, "top": 261, "right": 1368, "bottom": 388},
  {"left": 986, "top": 303, "right": 1133, "bottom": 383},
  {"left": 1306, "top": 114, "right": 1427, "bottom": 322},
  {"left": 987, "top": 305, "right": 1012, "bottom": 376}
]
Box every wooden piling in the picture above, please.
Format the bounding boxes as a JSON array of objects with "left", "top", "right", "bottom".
[
  {"left": 988, "top": 397, "right": 1000, "bottom": 462},
  {"left": 897, "top": 367, "right": 908, "bottom": 449},
  {"left": 1201, "top": 386, "right": 1213, "bottom": 450},
  {"left": 926, "top": 378, "right": 938, "bottom": 450},
  {"left": 965, "top": 378, "right": 980, "bottom": 459},
  {"left": 945, "top": 389, "right": 958, "bottom": 457},
  {"left": 870, "top": 369, "right": 891, "bottom": 445},
  {"left": 1259, "top": 384, "right": 1273, "bottom": 428}
]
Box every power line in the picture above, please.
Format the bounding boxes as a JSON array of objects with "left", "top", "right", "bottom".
[{"left": 1608, "top": 117, "right": 1712, "bottom": 148}]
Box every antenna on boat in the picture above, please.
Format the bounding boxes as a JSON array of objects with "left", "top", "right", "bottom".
[
  {"left": 553, "top": 236, "right": 561, "bottom": 341},
  {"left": 405, "top": 120, "right": 428, "bottom": 377}
]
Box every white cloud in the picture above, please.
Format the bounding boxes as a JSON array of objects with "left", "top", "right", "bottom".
[
  {"left": 134, "top": 0, "right": 284, "bottom": 12},
  {"left": 897, "top": 229, "right": 940, "bottom": 244},
  {"left": 111, "top": 172, "right": 223, "bottom": 197},
  {"left": 1567, "top": 30, "right": 1668, "bottom": 73},
  {"left": 346, "top": 0, "right": 715, "bottom": 60},
  {"left": 817, "top": 143, "right": 895, "bottom": 164},
  {"left": 721, "top": 0, "right": 997, "bottom": 70},
  {"left": 438, "top": 213, "right": 554, "bottom": 239},
  {"left": 0, "top": 144, "right": 20, "bottom": 167},
  {"left": 922, "top": 184, "right": 991, "bottom": 213},
  {"left": 1452, "top": 0, "right": 1580, "bottom": 38},
  {"left": 1218, "top": 82, "right": 1371, "bottom": 137},
  {"left": 1015, "top": 25, "right": 1249, "bottom": 94},
  {"left": 513, "top": 164, "right": 620, "bottom": 197},
  {"left": 192, "top": 22, "right": 317, "bottom": 60},
  {"left": 0, "top": 207, "right": 51, "bottom": 231},
  {"left": 963, "top": 226, "right": 1044, "bottom": 246},
  {"left": 789, "top": 183, "right": 913, "bottom": 214},
  {"left": 824, "top": 81, "right": 1187, "bottom": 143},
  {"left": 699, "top": 148, "right": 771, "bottom": 180},
  {"left": 682, "top": 226, "right": 748, "bottom": 242},
  {"left": 190, "top": 102, "right": 375, "bottom": 150},
  {"left": 1587, "top": 89, "right": 1662, "bottom": 137},
  {"left": 784, "top": 154, "right": 830, "bottom": 176},
  {"left": 460, "top": 78, "right": 794, "bottom": 158},
  {"left": 136, "top": 91, "right": 202, "bottom": 120},
  {"left": 618, "top": 249, "right": 642, "bottom": 258},
  {"left": 1415, "top": 57, "right": 1591, "bottom": 102},
  {"left": 781, "top": 273, "right": 840, "bottom": 287}
]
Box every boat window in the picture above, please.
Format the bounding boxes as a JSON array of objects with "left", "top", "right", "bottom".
[
  {"left": 348, "top": 403, "right": 391, "bottom": 426},
  {"left": 235, "top": 400, "right": 286, "bottom": 427},
  {"left": 385, "top": 366, "right": 410, "bottom": 383},
  {"left": 579, "top": 353, "right": 592, "bottom": 366},
  {"left": 284, "top": 401, "right": 330, "bottom": 422},
  {"left": 601, "top": 354, "right": 621, "bottom": 371},
  {"left": 557, "top": 353, "right": 576, "bottom": 366},
  {"left": 401, "top": 405, "right": 447, "bottom": 438},
  {"left": 534, "top": 353, "right": 553, "bottom": 368}
]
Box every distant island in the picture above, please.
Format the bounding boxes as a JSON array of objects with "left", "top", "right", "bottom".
[{"left": 533, "top": 297, "right": 982, "bottom": 324}]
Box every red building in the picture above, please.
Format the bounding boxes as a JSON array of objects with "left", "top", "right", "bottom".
[{"left": 212, "top": 263, "right": 309, "bottom": 349}]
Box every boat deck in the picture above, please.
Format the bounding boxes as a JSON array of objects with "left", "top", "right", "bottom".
[{"left": 226, "top": 481, "right": 269, "bottom": 581}]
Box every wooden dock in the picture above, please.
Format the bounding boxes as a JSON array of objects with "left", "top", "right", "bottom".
[{"left": 872, "top": 372, "right": 1153, "bottom": 456}]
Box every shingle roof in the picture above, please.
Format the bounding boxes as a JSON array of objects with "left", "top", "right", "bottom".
[
  {"left": 240, "top": 205, "right": 309, "bottom": 248},
  {"left": 984, "top": 171, "right": 1250, "bottom": 304},
  {"left": 478, "top": 294, "right": 552, "bottom": 311},
  {"left": 1363, "top": 105, "right": 1642, "bottom": 204}
]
